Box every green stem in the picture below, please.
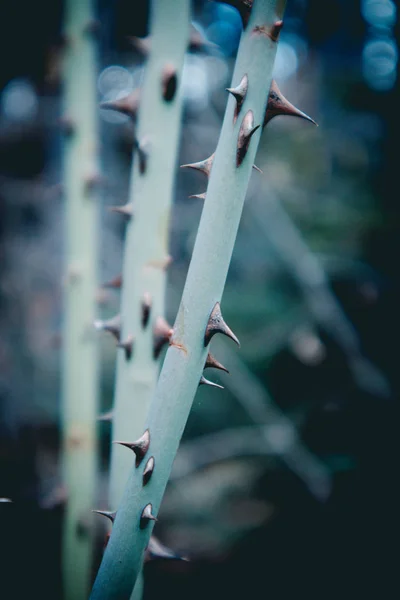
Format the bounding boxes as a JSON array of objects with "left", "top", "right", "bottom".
[
  {"left": 61, "top": 1, "right": 100, "bottom": 599},
  {"left": 90, "top": 1, "right": 286, "bottom": 598}
]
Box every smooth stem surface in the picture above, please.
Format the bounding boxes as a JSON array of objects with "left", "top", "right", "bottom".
[
  {"left": 61, "top": 0, "right": 100, "bottom": 599},
  {"left": 91, "top": 1, "right": 286, "bottom": 598}
]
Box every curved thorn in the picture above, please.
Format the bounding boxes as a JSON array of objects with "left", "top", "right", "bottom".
[
  {"left": 153, "top": 317, "right": 173, "bottom": 359},
  {"left": 264, "top": 80, "right": 317, "bottom": 127},
  {"left": 252, "top": 164, "right": 263, "bottom": 174},
  {"left": 140, "top": 503, "right": 157, "bottom": 529},
  {"left": 113, "top": 429, "right": 150, "bottom": 467},
  {"left": 161, "top": 63, "right": 178, "bottom": 102},
  {"left": 237, "top": 110, "right": 260, "bottom": 167},
  {"left": 204, "top": 302, "right": 240, "bottom": 347},
  {"left": 99, "top": 90, "right": 140, "bottom": 119},
  {"left": 92, "top": 510, "right": 116, "bottom": 524},
  {"left": 94, "top": 314, "right": 121, "bottom": 342},
  {"left": 141, "top": 292, "right": 152, "bottom": 328},
  {"left": 180, "top": 153, "right": 215, "bottom": 178},
  {"left": 226, "top": 74, "right": 248, "bottom": 123},
  {"left": 205, "top": 352, "right": 229, "bottom": 374},
  {"left": 116, "top": 334, "right": 134, "bottom": 360},
  {"left": 146, "top": 536, "right": 189, "bottom": 562},
  {"left": 101, "top": 274, "right": 122, "bottom": 289},
  {"left": 142, "top": 456, "right": 155, "bottom": 486},
  {"left": 188, "top": 192, "right": 207, "bottom": 200},
  {"left": 108, "top": 203, "right": 133, "bottom": 218},
  {"left": 199, "top": 375, "right": 224, "bottom": 389}
]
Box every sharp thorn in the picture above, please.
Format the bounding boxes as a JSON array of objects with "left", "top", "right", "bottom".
[
  {"left": 237, "top": 110, "right": 260, "bottom": 167},
  {"left": 188, "top": 192, "right": 207, "bottom": 200},
  {"left": 153, "top": 317, "right": 173, "bottom": 359},
  {"left": 94, "top": 314, "right": 121, "bottom": 342},
  {"left": 116, "top": 334, "right": 134, "bottom": 360},
  {"left": 146, "top": 536, "right": 189, "bottom": 562},
  {"left": 99, "top": 90, "right": 140, "bottom": 119},
  {"left": 199, "top": 375, "right": 224, "bottom": 389},
  {"left": 204, "top": 302, "right": 240, "bottom": 347},
  {"left": 161, "top": 64, "right": 178, "bottom": 102},
  {"left": 92, "top": 510, "right": 116, "bottom": 523},
  {"left": 205, "top": 352, "right": 229, "bottom": 373},
  {"left": 264, "top": 80, "right": 318, "bottom": 127},
  {"left": 140, "top": 503, "right": 157, "bottom": 529},
  {"left": 252, "top": 164, "right": 263, "bottom": 174},
  {"left": 226, "top": 74, "right": 248, "bottom": 123},
  {"left": 97, "top": 410, "right": 114, "bottom": 422},
  {"left": 109, "top": 203, "right": 133, "bottom": 218},
  {"left": 101, "top": 274, "right": 122, "bottom": 289},
  {"left": 180, "top": 153, "right": 215, "bottom": 178},
  {"left": 113, "top": 429, "right": 150, "bottom": 467},
  {"left": 142, "top": 456, "right": 155, "bottom": 486},
  {"left": 141, "top": 292, "right": 152, "bottom": 328}
]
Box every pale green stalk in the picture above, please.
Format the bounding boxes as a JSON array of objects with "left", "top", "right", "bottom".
[
  {"left": 90, "top": 1, "right": 286, "bottom": 598},
  {"left": 61, "top": 0, "right": 100, "bottom": 598}
]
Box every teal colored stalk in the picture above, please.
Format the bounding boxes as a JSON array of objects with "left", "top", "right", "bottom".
[
  {"left": 61, "top": 0, "right": 100, "bottom": 599},
  {"left": 108, "top": 0, "right": 189, "bottom": 518},
  {"left": 90, "top": 1, "right": 286, "bottom": 598}
]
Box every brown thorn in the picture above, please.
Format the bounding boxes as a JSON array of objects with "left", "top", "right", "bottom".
[
  {"left": 237, "top": 110, "right": 260, "bottom": 168},
  {"left": 226, "top": 74, "right": 248, "bottom": 123},
  {"left": 101, "top": 274, "right": 122, "bottom": 289},
  {"left": 205, "top": 352, "right": 229, "bottom": 374},
  {"left": 113, "top": 429, "right": 150, "bottom": 467},
  {"left": 116, "top": 334, "right": 134, "bottom": 360},
  {"left": 264, "top": 79, "right": 318, "bottom": 127},
  {"left": 180, "top": 153, "right": 215, "bottom": 178},
  {"left": 108, "top": 203, "right": 133, "bottom": 218},
  {"left": 142, "top": 456, "right": 155, "bottom": 486},
  {"left": 100, "top": 90, "right": 140, "bottom": 120},
  {"left": 204, "top": 302, "right": 240, "bottom": 347},
  {"left": 94, "top": 314, "right": 121, "bottom": 342},
  {"left": 140, "top": 503, "right": 157, "bottom": 529},
  {"left": 153, "top": 317, "right": 173, "bottom": 359},
  {"left": 141, "top": 292, "right": 152, "bottom": 328},
  {"left": 161, "top": 64, "right": 178, "bottom": 102}
]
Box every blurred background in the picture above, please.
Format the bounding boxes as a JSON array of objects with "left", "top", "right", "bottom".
[{"left": 0, "top": 0, "right": 399, "bottom": 598}]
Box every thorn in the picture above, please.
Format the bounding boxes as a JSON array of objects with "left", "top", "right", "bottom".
[
  {"left": 142, "top": 456, "right": 155, "bottom": 486},
  {"left": 188, "top": 192, "right": 207, "bottom": 200},
  {"left": 181, "top": 153, "right": 214, "bottom": 178},
  {"left": 84, "top": 169, "right": 104, "bottom": 195},
  {"left": 153, "top": 317, "right": 173, "bottom": 359},
  {"left": 252, "top": 164, "right": 263, "bottom": 174},
  {"left": 133, "top": 135, "right": 151, "bottom": 175},
  {"left": 236, "top": 110, "right": 260, "bottom": 167},
  {"left": 199, "top": 375, "right": 224, "bottom": 389},
  {"left": 264, "top": 80, "right": 317, "bottom": 127},
  {"left": 205, "top": 352, "right": 229, "bottom": 373},
  {"left": 92, "top": 510, "right": 116, "bottom": 523},
  {"left": 94, "top": 314, "right": 121, "bottom": 342},
  {"left": 116, "top": 334, "right": 134, "bottom": 360},
  {"left": 141, "top": 292, "right": 152, "bottom": 328},
  {"left": 204, "top": 302, "right": 240, "bottom": 347},
  {"left": 128, "top": 35, "right": 151, "bottom": 56},
  {"left": 144, "top": 255, "right": 172, "bottom": 271},
  {"left": 161, "top": 64, "right": 178, "bottom": 102},
  {"left": 102, "top": 274, "right": 122, "bottom": 289},
  {"left": 140, "top": 503, "right": 157, "bottom": 529},
  {"left": 269, "top": 19, "right": 283, "bottom": 42},
  {"left": 100, "top": 90, "right": 140, "bottom": 120},
  {"left": 97, "top": 410, "right": 114, "bottom": 422},
  {"left": 226, "top": 74, "right": 248, "bottom": 123},
  {"left": 58, "top": 114, "right": 76, "bottom": 136},
  {"left": 109, "top": 203, "right": 133, "bottom": 218},
  {"left": 146, "top": 536, "right": 189, "bottom": 562},
  {"left": 113, "top": 429, "right": 150, "bottom": 467}
]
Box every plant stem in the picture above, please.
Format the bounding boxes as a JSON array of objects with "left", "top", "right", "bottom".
[
  {"left": 61, "top": 0, "right": 100, "bottom": 598},
  {"left": 90, "top": 1, "right": 286, "bottom": 598}
]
